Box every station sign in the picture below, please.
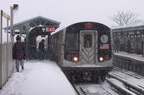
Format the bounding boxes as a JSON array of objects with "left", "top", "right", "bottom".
[
  {"left": 46, "top": 27, "right": 55, "bottom": 32},
  {"left": 0, "top": 10, "right": 10, "bottom": 20}
]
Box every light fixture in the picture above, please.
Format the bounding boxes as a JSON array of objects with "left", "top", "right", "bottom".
[
  {"left": 99, "top": 57, "right": 104, "bottom": 62},
  {"left": 13, "top": 4, "right": 19, "bottom": 10},
  {"left": 73, "top": 57, "right": 78, "bottom": 62}
]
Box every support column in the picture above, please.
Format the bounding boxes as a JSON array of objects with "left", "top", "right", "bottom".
[
  {"left": 0, "top": 10, "right": 3, "bottom": 89},
  {"left": 26, "top": 30, "right": 29, "bottom": 60}
]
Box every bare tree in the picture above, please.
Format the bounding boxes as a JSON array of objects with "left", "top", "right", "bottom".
[{"left": 109, "top": 11, "right": 141, "bottom": 26}]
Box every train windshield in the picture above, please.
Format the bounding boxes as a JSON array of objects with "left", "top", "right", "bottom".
[{"left": 65, "top": 33, "right": 79, "bottom": 50}]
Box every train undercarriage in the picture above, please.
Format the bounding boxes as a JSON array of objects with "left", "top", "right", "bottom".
[{"left": 61, "top": 67, "right": 113, "bottom": 84}]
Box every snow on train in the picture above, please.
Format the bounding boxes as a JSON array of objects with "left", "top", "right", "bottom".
[{"left": 49, "top": 22, "right": 113, "bottom": 83}]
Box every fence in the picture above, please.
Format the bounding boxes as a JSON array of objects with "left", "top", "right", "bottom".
[{"left": 113, "top": 55, "right": 144, "bottom": 76}]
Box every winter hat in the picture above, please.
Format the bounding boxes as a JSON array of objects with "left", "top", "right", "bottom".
[
  {"left": 42, "top": 39, "right": 45, "bottom": 42},
  {"left": 16, "top": 35, "right": 21, "bottom": 40}
]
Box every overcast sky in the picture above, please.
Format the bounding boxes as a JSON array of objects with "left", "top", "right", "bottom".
[{"left": 1, "top": 0, "right": 144, "bottom": 29}]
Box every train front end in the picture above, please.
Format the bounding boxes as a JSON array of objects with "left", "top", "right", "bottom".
[{"left": 61, "top": 22, "right": 113, "bottom": 83}]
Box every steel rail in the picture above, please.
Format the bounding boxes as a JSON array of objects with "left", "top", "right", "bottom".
[{"left": 108, "top": 73, "right": 144, "bottom": 95}]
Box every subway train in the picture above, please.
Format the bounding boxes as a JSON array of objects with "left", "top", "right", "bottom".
[{"left": 49, "top": 22, "right": 113, "bottom": 83}]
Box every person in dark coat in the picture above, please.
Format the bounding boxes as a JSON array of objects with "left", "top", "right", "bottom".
[
  {"left": 38, "top": 39, "right": 45, "bottom": 60},
  {"left": 13, "top": 35, "right": 25, "bottom": 72}
]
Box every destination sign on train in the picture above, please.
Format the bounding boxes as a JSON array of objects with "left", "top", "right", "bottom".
[{"left": 46, "top": 27, "right": 55, "bottom": 32}]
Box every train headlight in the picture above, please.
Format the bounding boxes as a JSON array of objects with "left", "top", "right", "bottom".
[
  {"left": 73, "top": 57, "right": 78, "bottom": 62},
  {"left": 99, "top": 57, "right": 104, "bottom": 62}
]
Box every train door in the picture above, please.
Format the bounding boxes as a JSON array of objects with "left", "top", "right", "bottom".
[{"left": 80, "top": 30, "right": 97, "bottom": 64}]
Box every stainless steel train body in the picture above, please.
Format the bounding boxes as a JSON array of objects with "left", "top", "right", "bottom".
[{"left": 50, "top": 22, "right": 113, "bottom": 83}]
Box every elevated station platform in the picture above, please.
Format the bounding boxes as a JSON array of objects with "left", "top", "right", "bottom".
[
  {"left": 0, "top": 60, "right": 77, "bottom": 95},
  {"left": 112, "top": 24, "right": 144, "bottom": 77}
]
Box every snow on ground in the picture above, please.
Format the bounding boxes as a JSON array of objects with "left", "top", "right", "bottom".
[
  {"left": 1, "top": 52, "right": 144, "bottom": 95},
  {"left": 0, "top": 60, "right": 76, "bottom": 95},
  {"left": 110, "top": 68, "right": 144, "bottom": 88},
  {"left": 114, "top": 51, "right": 144, "bottom": 61}
]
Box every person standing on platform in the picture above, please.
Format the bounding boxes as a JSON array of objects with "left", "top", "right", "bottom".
[
  {"left": 12, "top": 35, "right": 26, "bottom": 72},
  {"left": 38, "top": 39, "right": 45, "bottom": 60}
]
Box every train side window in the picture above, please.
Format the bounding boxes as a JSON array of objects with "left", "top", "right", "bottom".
[
  {"left": 65, "top": 33, "right": 79, "bottom": 50},
  {"left": 84, "top": 34, "right": 92, "bottom": 48}
]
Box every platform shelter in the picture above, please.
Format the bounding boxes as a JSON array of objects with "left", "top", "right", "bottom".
[{"left": 4, "top": 16, "right": 60, "bottom": 60}]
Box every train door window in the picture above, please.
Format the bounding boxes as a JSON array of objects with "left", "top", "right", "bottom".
[{"left": 84, "top": 34, "right": 92, "bottom": 48}]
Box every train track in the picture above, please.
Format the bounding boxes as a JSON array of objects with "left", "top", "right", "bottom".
[
  {"left": 113, "top": 67, "right": 144, "bottom": 79},
  {"left": 73, "top": 68, "right": 144, "bottom": 95},
  {"left": 107, "top": 67, "right": 144, "bottom": 95},
  {"left": 74, "top": 79, "right": 136, "bottom": 95},
  {"left": 106, "top": 78, "right": 137, "bottom": 95},
  {"left": 74, "top": 83, "right": 117, "bottom": 95}
]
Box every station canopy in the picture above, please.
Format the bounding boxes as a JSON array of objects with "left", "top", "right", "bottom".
[{"left": 4, "top": 16, "right": 60, "bottom": 34}]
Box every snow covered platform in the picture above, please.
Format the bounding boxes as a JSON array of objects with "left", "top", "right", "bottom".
[
  {"left": 0, "top": 60, "right": 77, "bottom": 95},
  {"left": 114, "top": 52, "right": 144, "bottom": 62}
]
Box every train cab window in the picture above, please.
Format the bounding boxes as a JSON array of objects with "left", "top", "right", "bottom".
[
  {"left": 84, "top": 34, "right": 92, "bottom": 48},
  {"left": 65, "top": 33, "right": 78, "bottom": 50}
]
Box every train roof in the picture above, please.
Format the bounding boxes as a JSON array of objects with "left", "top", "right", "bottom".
[
  {"left": 66, "top": 21, "right": 110, "bottom": 28},
  {"left": 51, "top": 21, "right": 111, "bottom": 35}
]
